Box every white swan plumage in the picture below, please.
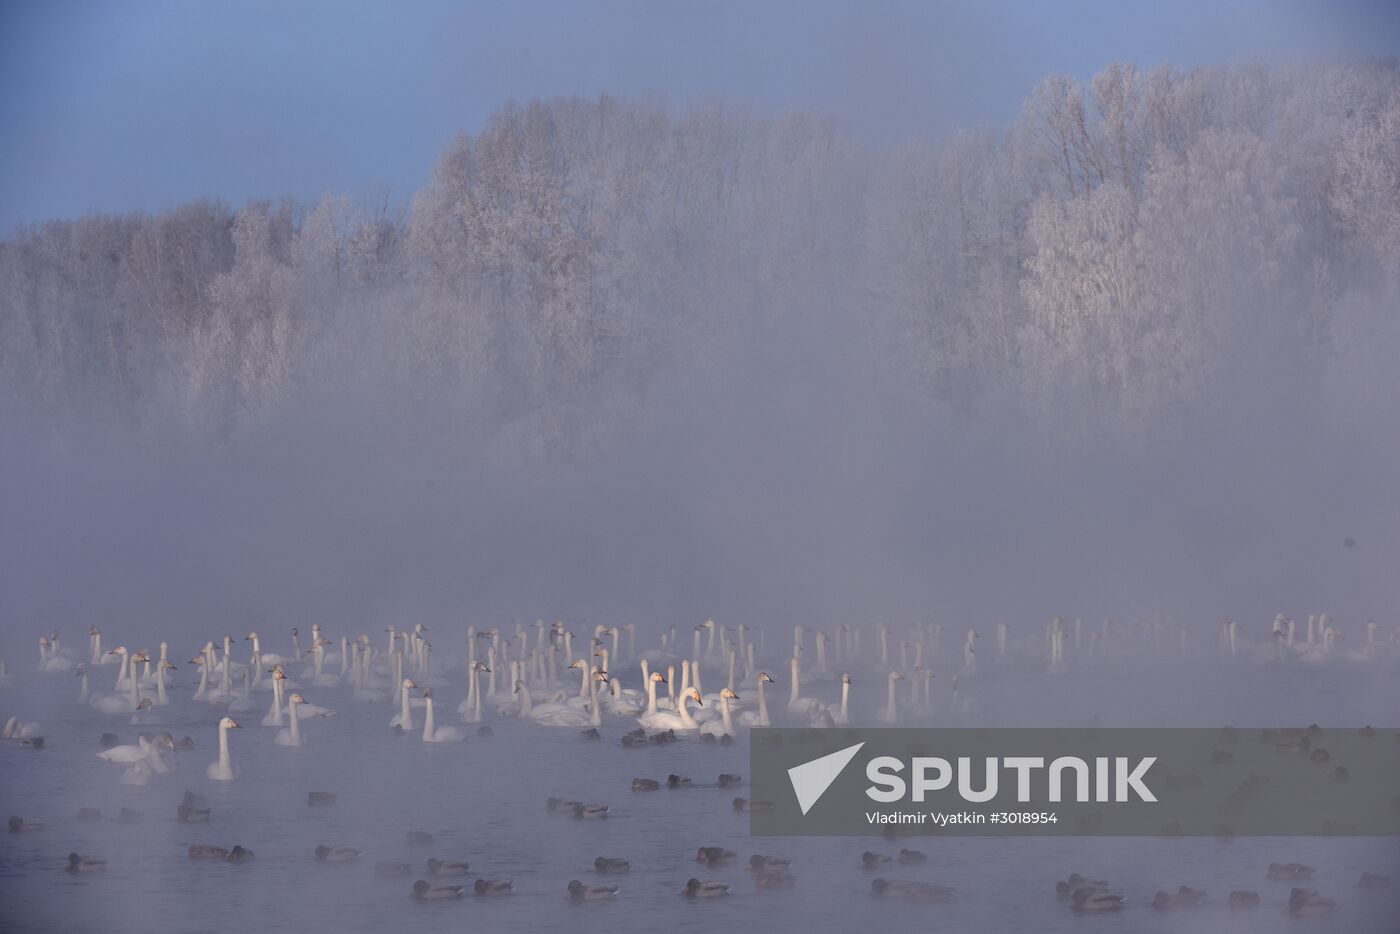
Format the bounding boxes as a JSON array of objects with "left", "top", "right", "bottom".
[
  {"left": 275, "top": 695, "right": 306, "bottom": 746},
  {"left": 421, "top": 688, "right": 464, "bottom": 742},
  {"left": 206, "top": 716, "right": 240, "bottom": 781}
]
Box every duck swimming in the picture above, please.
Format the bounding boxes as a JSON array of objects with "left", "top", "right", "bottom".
[
  {"left": 426, "top": 858, "right": 469, "bottom": 877},
  {"left": 473, "top": 879, "right": 513, "bottom": 895},
  {"left": 412, "top": 879, "right": 463, "bottom": 899},
  {"left": 594, "top": 857, "right": 629, "bottom": 873},
  {"left": 568, "top": 880, "right": 618, "bottom": 900},
  {"left": 314, "top": 844, "right": 360, "bottom": 863},
  {"left": 683, "top": 878, "right": 730, "bottom": 898}
]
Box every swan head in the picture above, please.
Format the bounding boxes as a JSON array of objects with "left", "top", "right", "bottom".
[
  {"left": 135, "top": 698, "right": 152, "bottom": 711},
  {"left": 472, "top": 662, "right": 490, "bottom": 673},
  {"left": 245, "top": 631, "right": 257, "bottom": 640},
  {"left": 402, "top": 679, "right": 416, "bottom": 688},
  {"left": 650, "top": 672, "right": 666, "bottom": 684},
  {"left": 88, "top": 626, "right": 99, "bottom": 635},
  {"left": 421, "top": 687, "right": 433, "bottom": 699},
  {"left": 686, "top": 687, "right": 703, "bottom": 705},
  {"left": 76, "top": 665, "right": 87, "bottom": 676},
  {"left": 288, "top": 693, "right": 306, "bottom": 705},
  {"left": 841, "top": 673, "right": 851, "bottom": 684},
  {"left": 110, "top": 646, "right": 127, "bottom": 655},
  {"left": 758, "top": 672, "right": 776, "bottom": 684},
  {"left": 131, "top": 653, "right": 149, "bottom": 663},
  {"left": 274, "top": 668, "right": 286, "bottom": 681},
  {"left": 890, "top": 671, "right": 905, "bottom": 681},
  {"left": 568, "top": 659, "right": 586, "bottom": 671},
  {"left": 219, "top": 717, "right": 240, "bottom": 730},
  {"left": 720, "top": 688, "right": 739, "bottom": 700}
]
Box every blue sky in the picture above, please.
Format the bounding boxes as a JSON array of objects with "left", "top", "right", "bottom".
[{"left": 2, "top": 0, "right": 1397, "bottom": 232}]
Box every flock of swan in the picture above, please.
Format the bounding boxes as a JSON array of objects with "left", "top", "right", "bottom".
[{"left": 4, "top": 613, "right": 1398, "bottom": 917}]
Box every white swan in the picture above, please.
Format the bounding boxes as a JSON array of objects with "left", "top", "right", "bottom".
[
  {"left": 699, "top": 688, "right": 738, "bottom": 738},
  {"left": 603, "top": 674, "right": 644, "bottom": 716},
  {"left": 275, "top": 695, "right": 306, "bottom": 746},
  {"left": 638, "top": 686, "right": 702, "bottom": 732},
  {"left": 421, "top": 688, "right": 464, "bottom": 742},
  {"left": 294, "top": 693, "right": 336, "bottom": 719},
  {"left": 207, "top": 716, "right": 240, "bottom": 781},
  {"left": 737, "top": 672, "right": 774, "bottom": 727},
  {"left": 526, "top": 669, "right": 603, "bottom": 728},
  {"left": 635, "top": 670, "right": 667, "bottom": 721},
  {"left": 3, "top": 715, "right": 41, "bottom": 739},
  {"left": 562, "top": 659, "right": 593, "bottom": 710},
  {"left": 876, "top": 671, "right": 904, "bottom": 724},
  {"left": 97, "top": 736, "right": 155, "bottom": 763},
  {"left": 155, "top": 660, "right": 176, "bottom": 706},
  {"left": 93, "top": 652, "right": 147, "bottom": 714},
  {"left": 833, "top": 673, "right": 851, "bottom": 725},
  {"left": 37, "top": 636, "right": 75, "bottom": 672},
  {"left": 120, "top": 735, "right": 174, "bottom": 786},
  {"left": 262, "top": 669, "right": 286, "bottom": 727},
  {"left": 228, "top": 668, "right": 255, "bottom": 712},
  {"left": 787, "top": 656, "right": 825, "bottom": 715},
  {"left": 458, "top": 663, "right": 488, "bottom": 724},
  {"left": 245, "top": 631, "right": 286, "bottom": 667},
  {"left": 391, "top": 678, "right": 418, "bottom": 729}
]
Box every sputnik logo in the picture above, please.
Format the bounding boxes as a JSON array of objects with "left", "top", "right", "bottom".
[{"left": 787, "top": 742, "right": 865, "bottom": 815}]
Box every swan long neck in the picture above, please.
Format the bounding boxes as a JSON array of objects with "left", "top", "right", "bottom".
[
  {"left": 589, "top": 674, "right": 602, "bottom": 727},
  {"left": 727, "top": 650, "right": 736, "bottom": 693},
  {"left": 692, "top": 661, "right": 703, "bottom": 697},
  {"left": 887, "top": 676, "right": 898, "bottom": 716},
  {"left": 790, "top": 658, "right": 800, "bottom": 703},
  {"left": 678, "top": 692, "right": 698, "bottom": 728},
  {"left": 218, "top": 723, "right": 231, "bottom": 771},
  {"left": 646, "top": 676, "right": 658, "bottom": 715},
  {"left": 758, "top": 679, "right": 769, "bottom": 724},
  {"left": 400, "top": 682, "right": 412, "bottom": 727},
  {"left": 840, "top": 680, "right": 849, "bottom": 719},
  {"left": 577, "top": 663, "right": 590, "bottom": 698},
  {"left": 423, "top": 694, "right": 435, "bottom": 740},
  {"left": 472, "top": 670, "right": 482, "bottom": 721},
  {"left": 289, "top": 706, "right": 301, "bottom": 743},
  {"left": 114, "top": 652, "right": 128, "bottom": 691},
  {"left": 720, "top": 694, "right": 733, "bottom": 732},
  {"left": 157, "top": 665, "right": 168, "bottom": 704}
]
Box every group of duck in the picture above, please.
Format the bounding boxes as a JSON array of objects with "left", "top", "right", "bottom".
[{"left": 1053, "top": 863, "right": 1393, "bottom": 916}]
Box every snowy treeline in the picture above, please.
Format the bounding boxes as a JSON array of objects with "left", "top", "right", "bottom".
[{"left": 3, "top": 63, "right": 1398, "bottom": 447}]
